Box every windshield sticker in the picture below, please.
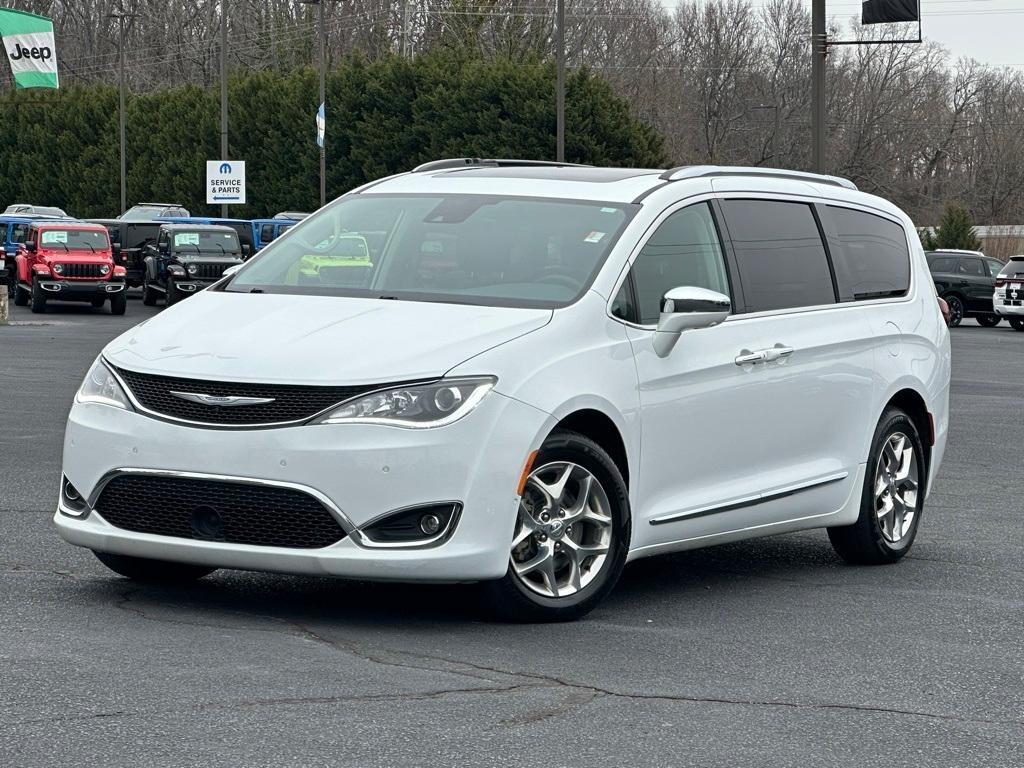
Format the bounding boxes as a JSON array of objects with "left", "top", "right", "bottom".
[
  {"left": 41, "top": 230, "right": 68, "bottom": 244},
  {"left": 174, "top": 232, "right": 200, "bottom": 246},
  {"left": 600, "top": 207, "right": 619, "bottom": 214},
  {"left": 583, "top": 231, "right": 606, "bottom": 243}
]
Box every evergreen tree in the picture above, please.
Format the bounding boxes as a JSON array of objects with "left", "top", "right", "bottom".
[{"left": 932, "top": 204, "right": 982, "bottom": 251}]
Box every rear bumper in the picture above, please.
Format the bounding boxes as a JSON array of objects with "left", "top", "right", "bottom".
[{"left": 993, "top": 294, "right": 1024, "bottom": 316}]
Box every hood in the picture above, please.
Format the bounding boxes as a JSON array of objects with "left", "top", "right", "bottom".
[
  {"left": 104, "top": 291, "right": 552, "bottom": 385},
  {"left": 40, "top": 249, "right": 113, "bottom": 262}
]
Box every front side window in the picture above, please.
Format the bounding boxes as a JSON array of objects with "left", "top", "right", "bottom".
[
  {"left": 826, "top": 206, "right": 910, "bottom": 300},
  {"left": 985, "top": 258, "right": 1003, "bottom": 278},
  {"left": 720, "top": 200, "right": 835, "bottom": 312},
  {"left": 957, "top": 257, "right": 985, "bottom": 277},
  {"left": 614, "top": 202, "right": 730, "bottom": 325},
  {"left": 12, "top": 224, "right": 29, "bottom": 243},
  {"left": 227, "top": 194, "right": 638, "bottom": 309}
]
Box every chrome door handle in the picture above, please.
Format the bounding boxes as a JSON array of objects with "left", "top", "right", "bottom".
[{"left": 734, "top": 350, "right": 766, "bottom": 366}]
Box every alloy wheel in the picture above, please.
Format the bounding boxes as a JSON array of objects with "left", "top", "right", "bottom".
[
  {"left": 945, "top": 295, "right": 963, "bottom": 326},
  {"left": 511, "top": 461, "right": 613, "bottom": 598},
  {"left": 874, "top": 432, "right": 919, "bottom": 544}
]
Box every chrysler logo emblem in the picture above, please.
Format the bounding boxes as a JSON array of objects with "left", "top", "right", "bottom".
[{"left": 169, "top": 391, "right": 276, "bottom": 407}]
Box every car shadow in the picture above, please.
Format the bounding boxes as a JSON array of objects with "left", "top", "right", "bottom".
[{"left": 70, "top": 533, "right": 844, "bottom": 628}]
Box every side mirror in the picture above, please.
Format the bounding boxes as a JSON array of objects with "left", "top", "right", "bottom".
[
  {"left": 242, "top": 244, "right": 251, "bottom": 258},
  {"left": 24, "top": 241, "right": 36, "bottom": 252},
  {"left": 653, "top": 286, "right": 731, "bottom": 358}
]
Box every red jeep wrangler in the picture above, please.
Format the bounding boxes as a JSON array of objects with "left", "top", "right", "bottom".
[{"left": 13, "top": 222, "right": 127, "bottom": 314}]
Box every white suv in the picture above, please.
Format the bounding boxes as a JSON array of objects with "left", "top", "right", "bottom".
[
  {"left": 994, "top": 255, "right": 1024, "bottom": 330},
  {"left": 56, "top": 161, "right": 951, "bottom": 621}
]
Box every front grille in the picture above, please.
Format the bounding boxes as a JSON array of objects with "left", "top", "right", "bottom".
[
  {"left": 95, "top": 474, "right": 347, "bottom": 549},
  {"left": 57, "top": 263, "right": 104, "bottom": 279},
  {"left": 113, "top": 365, "right": 385, "bottom": 425},
  {"left": 192, "top": 262, "right": 229, "bottom": 280}
]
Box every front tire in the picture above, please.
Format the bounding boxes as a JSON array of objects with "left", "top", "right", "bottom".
[
  {"left": 30, "top": 278, "right": 47, "bottom": 313},
  {"left": 976, "top": 314, "right": 1001, "bottom": 327},
  {"left": 828, "top": 408, "right": 925, "bottom": 564},
  {"left": 93, "top": 551, "right": 216, "bottom": 583},
  {"left": 90, "top": 296, "right": 106, "bottom": 309},
  {"left": 1011, "top": 318, "right": 1024, "bottom": 332},
  {"left": 941, "top": 294, "right": 964, "bottom": 327},
  {"left": 142, "top": 277, "right": 158, "bottom": 306},
  {"left": 481, "top": 430, "right": 630, "bottom": 622},
  {"left": 109, "top": 292, "right": 127, "bottom": 315},
  {"left": 166, "top": 279, "right": 180, "bottom": 306}
]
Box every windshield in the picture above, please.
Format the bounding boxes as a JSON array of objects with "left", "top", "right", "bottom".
[
  {"left": 120, "top": 206, "right": 165, "bottom": 221},
  {"left": 173, "top": 230, "right": 240, "bottom": 252},
  {"left": 226, "top": 194, "right": 637, "bottom": 308},
  {"left": 40, "top": 229, "right": 109, "bottom": 250}
]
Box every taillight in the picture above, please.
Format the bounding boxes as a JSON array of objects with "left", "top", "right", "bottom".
[
  {"left": 995, "top": 278, "right": 1006, "bottom": 287},
  {"left": 937, "top": 297, "right": 951, "bottom": 326}
]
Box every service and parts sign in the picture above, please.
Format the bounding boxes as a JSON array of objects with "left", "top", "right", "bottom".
[
  {"left": 0, "top": 9, "right": 58, "bottom": 90},
  {"left": 206, "top": 160, "right": 246, "bottom": 205}
]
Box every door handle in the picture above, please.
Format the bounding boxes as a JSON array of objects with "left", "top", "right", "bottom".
[
  {"left": 735, "top": 349, "right": 766, "bottom": 366},
  {"left": 735, "top": 345, "right": 794, "bottom": 366}
]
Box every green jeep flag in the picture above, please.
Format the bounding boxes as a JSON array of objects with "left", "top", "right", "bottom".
[{"left": 0, "top": 9, "right": 58, "bottom": 89}]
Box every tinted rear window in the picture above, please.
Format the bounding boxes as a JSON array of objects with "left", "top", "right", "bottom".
[
  {"left": 928, "top": 256, "right": 956, "bottom": 273},
  {"left": 998, "top": 258, "right": 1024, "bottom": 278},
  {"left": 826, "top": 207, "right": 910, "bottom": 300},
  {"left": 720, "top": 200, "right": 835, "bottom": 312}
]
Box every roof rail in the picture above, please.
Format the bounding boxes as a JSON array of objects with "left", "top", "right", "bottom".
[
  {"left": 659, "top": 165, "right": 858, "bottom": 190},
  {"left": 412, "top": 158, "right": 592, "bottom": 173}
]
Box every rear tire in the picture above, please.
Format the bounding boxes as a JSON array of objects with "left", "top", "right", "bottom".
[
  {"left": 828, "top": 408, "right": 926, "bottom": 565},
  {"left": 142, "top": 277, "right": 158, "bottom": 306},
  {"left": 480, "top": 430, "right": 630, "bottom": 622},
  {"left": 1011, "top": 318, "right": 1024, "bottom": 332},
  {"left": 93, "top": 551, "right": 216, "bottom": 583},
  {"left": 942, "top": 294, "right": 963, "bottom": 327},
  {"left": 976, "top": 315, "right": 1001, "bottom": 327},
  {"left": 109, "top": 292, "right": 127, "bottom": 315},
  {"left": 13, "top": 283, "right": 29, "bottom": 306},
  {"left": 30, "top": 278, "right": 47, "bottom": 313}
]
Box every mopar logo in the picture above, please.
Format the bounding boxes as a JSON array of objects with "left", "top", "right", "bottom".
[
  {"left": 219, "top": 162, "right": 232, "bottom": 174},
  {"left": 9, "top": 44, "right": 52, "bottom": 61}
]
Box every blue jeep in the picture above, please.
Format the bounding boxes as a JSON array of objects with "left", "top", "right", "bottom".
[{"left": 252, "top": 217, "right": 299, "bottom": 252}]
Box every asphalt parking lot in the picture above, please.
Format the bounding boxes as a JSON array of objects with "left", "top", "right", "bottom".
[{"left": 1, "top": 298, "right": 1022, "bottom": 767}]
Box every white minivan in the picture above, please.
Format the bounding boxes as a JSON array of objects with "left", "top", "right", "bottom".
[{"left": 56, "top": 161, "right": 951, "bottom": 621}]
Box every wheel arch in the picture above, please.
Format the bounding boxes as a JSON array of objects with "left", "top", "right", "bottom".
[
  {"left": 883, "top": 387, "right": 933, "bottom": 483},
  {"left": 549, "top": 408, "right": 630, "bottom": 491}
]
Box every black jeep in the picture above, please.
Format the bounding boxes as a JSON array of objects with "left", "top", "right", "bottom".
[{"left": 141, "top": 224, "right": 243, "bottom": 306}]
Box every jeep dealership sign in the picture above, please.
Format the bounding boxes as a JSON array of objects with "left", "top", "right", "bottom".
[
  {"left": 206, "top": 161, "right": 246, "bottom": 205},
  {"left": 0, "top": 9, "right": 58, "bottom": 90}
]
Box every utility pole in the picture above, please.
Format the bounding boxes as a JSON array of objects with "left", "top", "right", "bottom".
[
  {"left": 318, "top": 0, "right": 325, "bottom": 207},
  {"left": 220, "top": 0, "right": 229, "bottom": 217},
  {"left": 811, "top": 0, "right": 826, "bottom": 172},
  {"left": 108, "top": 9, "right": 136, "bottom": 215},
  {"left": 555, "top": 0, "right": 565, "bottom": 162}
]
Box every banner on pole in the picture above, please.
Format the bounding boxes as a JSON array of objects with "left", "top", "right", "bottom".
[
  {"left": 316, "top": 102, "right": 325, "bottom": 148},
  {"left": 0, "top": 9, "right": 58, "bottom": 89},
  {"left": 862, "top": 0, "right": 920, "bottom": 24}
]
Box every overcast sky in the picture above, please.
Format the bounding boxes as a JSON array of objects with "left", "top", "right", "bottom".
[{"left": 663, "top": 1, "right": 1024, "bottom": 69}]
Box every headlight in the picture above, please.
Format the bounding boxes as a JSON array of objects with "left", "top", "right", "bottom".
[
  {"left": 168, "top": 264, "right": 186, "bottom": 276},
  {"left": 52, "top": 263, "right": 64, "bottom": 274},
  {"left": 187, "top": 263, "right": 198, "bottom": 275},
  {"left": 99, "top": 264, "right": 110, "bottom": 275},
  {"left": 76, "top": 358, "right": 133, "bottom": 411},
  {"left": 314, "top": 377, "right": 496, "bottom": 428}
]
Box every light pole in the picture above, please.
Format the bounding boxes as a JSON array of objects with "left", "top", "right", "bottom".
[
  {"left": 555, "top": 0, "right": 565, "bottom": 162},
  {"left": 298, "top": 0, "right": 327, "bottom": 208},
  {"left": 108, "top": 8, "right": 137, "bottom": 215},
  {"left": 811, "top": 0, "right": 826, "bottom": 172},
  {"left": 220, "top": 0, "right": 229, "bottom": 217}
]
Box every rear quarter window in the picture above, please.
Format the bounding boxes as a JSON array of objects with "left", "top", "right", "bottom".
[{"left": 826, "top": 207, "right": 910, "bottom": 300}]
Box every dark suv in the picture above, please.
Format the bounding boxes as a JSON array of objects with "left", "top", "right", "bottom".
[
  {"left": 926, "top": 249, "right": 1004, "bottom": 327},
  {"left": 141, "top": 224, "right": 243, "bottom": 306}
]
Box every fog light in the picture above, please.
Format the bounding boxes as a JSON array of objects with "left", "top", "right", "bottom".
[
  {"left": 419, "top": 513, "right": 442, "bottom": 535},
  {"left": 59, "top": 476, "right": 90, "bottom": 519}
]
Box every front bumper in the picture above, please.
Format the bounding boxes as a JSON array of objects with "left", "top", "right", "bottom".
[
  {"left": 55, "top": 391, "right": 547, "bottom": 582},
  {"left": 38, "top": 279, "right": 125, "bottom": 299}
]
